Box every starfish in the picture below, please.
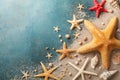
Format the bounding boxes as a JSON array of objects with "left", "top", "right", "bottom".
[
  {"left": 53, "top": 26, "right": 60, "bottom": 32},
  {"left": 68, "top": 58, "right": 97, "bottom": 80},
  {"left": 34, "top": 62, "right": 58, "bottom": 80},
  {"left": 21, "top": 71, "right": 29, "bottom": 80},
  {"left": 77, "top": 4, "right": 84, "bottom": 10},
  {"left": 56, "top": 42, "right": 75, "bottom": 60},
  {"left": 74, "top": 32, "right": 80, "bottom": 39},
  {"left": 77, "top": 16, "right": 120, "bottom": 69},
  {"left": 46, "top": 53, "right": 52, "bottom": 59},
  {"left": 67, "top": 15, "right": 84, "bottom": 30},
  {"left": 89, "top": 0, "right": 108, "bottom": 18}
]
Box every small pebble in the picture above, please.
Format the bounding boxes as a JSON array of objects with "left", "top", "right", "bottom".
[
  {"left": 65, "top": 34, "right": 71, "bottom": 39},
  {"left": 75, "top": 61, "right": 79, "bottom": 65},
  {"left": 84, "top": 36, "right": 88, "bottom": 41},
  {"left": 77, "top": 58, "right": 81, "bottom": 62},
  {"left": 69, "top": 72, "right": 72, "bottom": 76},
  {"left": 101, "top": 22, "right": 105, "bottom": 25},
  {"left": 45, "top": 47, "right": 49, "bottom": 50},
  {"left": 108, "top": 9, "right": 114, "bottom": 13},
  {"left": 48, "top": 63, "right": 53, "bottom": 67},
  {"left": 52, "top": 48, "right": 55, "bottom": 50},
  {"left": 78, "top": 41, "right": 83, "bottom": 45},
  {"left": 74, "top": 54, "right": 78, "bottom": 57},
  {"left": 58, "top": 34, "right": 62, "bottom": 38},
  {"left": 60, "top": 39, "right": 63, "bottom": 43}
]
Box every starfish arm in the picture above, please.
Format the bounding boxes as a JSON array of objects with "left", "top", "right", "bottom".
[
  {"left": 73, "top": 15, "right": 76, "bottom": 20},
  {"left": 81, "top": 58, "right": 89, "bottom": 70},
  {"left": 101, "top": 8, "right": 108, "bottom": 12},
  {"left": 72, "top": 72, "right": 81, "bottom": 80},
  {"left": 96, "top": 9, "right": 100, "bottom": 18},
  {"left": 77, "top": 19, "right": 84, "bottom": 23},
  {"left": 67, "top": 20, "right": 72, "bottom": 23},
  {"left": 49, "top": 66, "right": 58, "bottom": 73},
  {"left": 63, "top": 42, "right": 67, "bottom": 49},
  {"left": 89, "top": 6, "right": 97, "bottom": 11},
  {"left": 45, "top": 76, "right": 48, "bottom": 80},
  {"left": 81, "top": 73, "right": 85, "bottom": 80},
  {"left": 34, "top": 73, "right": 45, "bottom": 77},
  {"left": 99, "top": 47, "right": 111, "bottom": 70},
  {"left": 94, "top": 0, "right": 99, "bottom": 5},
  {"left": 83, "top": 71, "right": 97, "bottom": 76},
  {"left": 56, "top": 50, "right": 64, "bottom": 54},
  {"left": 84, "top": 20, "right": 102, "bottom": 38},
  {"left": 100, "top": 0, "right": 106, "bottom": 6},
  {"left": 113, "top": 39, "right": 120, "bottom": 48},
  {"left": 67, "top": 49, "right": 76, "bottom": 52},
  {"left": 59, "top": 54, "right": 65, "bottom": 60},
  {"left": 68, "top": 62, "right": 79, "bottom": 70},
  {"left": 40, "top": 62, "right": 47, "bottom": 72},
  {"left": 77, "top": 40, "right": 101, "bottom": 54},
  {"left": 104, "top": 16, "right": 118, "bottom": 39},
  {"left": 76, "top": 25, "right": 81, "bottom": 30},
  {"left": 49, "top": 74, "right": 58, "bottom": 80},
  {"left": 70, "top": 24, "right": 75, "bottom": 30}
]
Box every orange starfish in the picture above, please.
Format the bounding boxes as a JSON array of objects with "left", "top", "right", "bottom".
[
  {"left": 56, "top": 42, "right": 76, "bottom": 60},
  {"left": 77, "top": 17, "right": 120, "bottom": 69},
  {"left": 34, "top": 62, "right": 58, "bottom": 80}
]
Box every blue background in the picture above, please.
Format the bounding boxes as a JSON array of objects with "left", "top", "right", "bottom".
[{"left": 0, "top": 0, "right": 95, "bottom": 79}]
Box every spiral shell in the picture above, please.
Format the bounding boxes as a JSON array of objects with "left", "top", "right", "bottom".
[
  {"left": 110, "top": 0, "right": 120, "bottom": 9},
  {"left": 100, "top": 70, "right": 118, "bottom": 80},
  {"left": 91, "top": 55, "right": 98, "bottom": 69}
]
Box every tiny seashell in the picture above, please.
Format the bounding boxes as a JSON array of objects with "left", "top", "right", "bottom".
[
  {"left": 100, "top": 70, "right": 118, "bottom": 80},
  {"left": 91, "top": 55, "right": 98, "bottom": 69},
  {"left": 75, "top": 61, "right": 79, "bottom": 65},
  {"left": 65, "top": 34, "right": 71, "bottom": 39},
  {"left": 69, "top": 72, "right": 72, "bottom": 76}
]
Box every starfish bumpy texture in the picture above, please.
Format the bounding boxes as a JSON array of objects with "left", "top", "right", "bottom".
[
  {"left": 67, "top": 15, "right": 83, "bottom": 30},
  {"left": 68, "top": 58, "right": 97, "bottom": 80},
  {"left": 89, "top": 0, "right": 108, "bottom": 18},
  {"left": 77, "top": 17, "right": 120, "bottom": 69},
  {"left": 35, "top": 62, "right": 58, "bottom": 80},
  {"left": 56, "top": 42, "right": 75, "bottom": 60}
]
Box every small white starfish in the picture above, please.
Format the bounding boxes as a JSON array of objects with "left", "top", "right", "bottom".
[
  {"left": 68, "top": 58, "right": 97, "bottom": 80},
  {"left": 46, "top": 53, "right": 52, "bottom": 59},
  {"left": 21, "top": 71, "right": 29, "bottom": 80},
  {"left": 53, "top": 26, "right": 60, "bottom": 32},
  {"left": 77, "top": 4, "right": 84, "bottom": 10},
  {"left": 67, "top": 15, "right": 84, "bottom": 30}
]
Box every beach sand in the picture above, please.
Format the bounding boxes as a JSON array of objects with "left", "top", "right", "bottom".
[{"left": 53, "top": 0, "right": 120, "bottom": 80}]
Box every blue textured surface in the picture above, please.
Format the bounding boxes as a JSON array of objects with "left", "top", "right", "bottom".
[{"left": 0, "top": 0, "right": 94, "bottom": 79}]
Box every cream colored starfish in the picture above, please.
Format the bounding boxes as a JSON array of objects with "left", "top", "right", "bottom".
[
  {"left": 46, "top": 53, "right": 52, "bottom": 59},
  {"left": 67, "top": 15, "right": 84, "bottom": 30},
  {"left": 77, "top": 4, "right": 84, "bottom": 10},
  {"left": 34, "top": 62, "right": 58, "bottom": 80},
  {"left": 68, "top": 58, "right": 97, "bottom": 80},
  {"left": 74, "top": 32, "right": 80, "bottom": 39},
  {"left": 53, "top": 26, "right": 60, "bottom": 32},
  {"left": 21, "top": 71, "right": 29, "bottom": 80},
  {"left": 56, "top": 42, "right": 75, "bottom": 60},
  {"left": 77, "top": 16, "right": 120, "bottom": 69}
]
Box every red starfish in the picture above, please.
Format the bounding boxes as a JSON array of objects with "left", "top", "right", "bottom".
[{"left": 89, "top": 0, "right": 108, "bottom": 18}]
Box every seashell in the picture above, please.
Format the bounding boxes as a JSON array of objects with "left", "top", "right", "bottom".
[
  {"left": 110, "top": 0, "right": 120, "bottom": 9},
  {"left": 100, "top": 70, "right": 118, "bottom": 80},
  {"left": 91, "top": 55, "right": 98, "bottom": 69}
]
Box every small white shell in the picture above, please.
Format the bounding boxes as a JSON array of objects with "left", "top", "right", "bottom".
[
  {"left": 91, "top": 55, "right": 98, "bottom": 69},
  {"left": 100, "top": 70, "right": 118, "bottom": 80}
]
